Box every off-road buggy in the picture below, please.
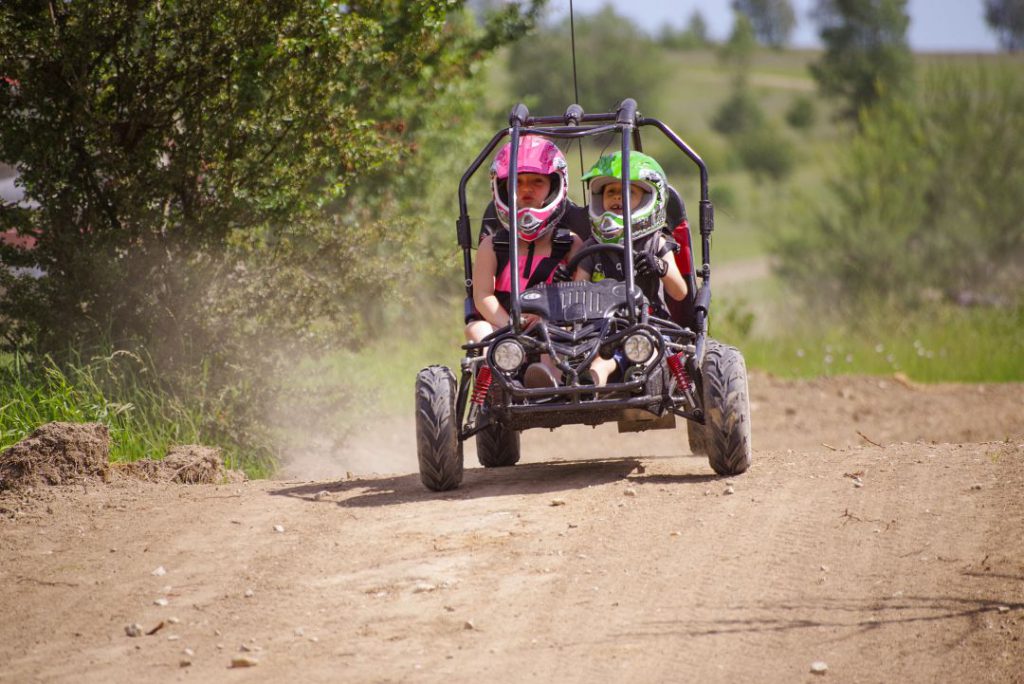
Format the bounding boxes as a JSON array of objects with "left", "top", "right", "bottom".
[{"left": 415, "top": 99, "right": 751, "bottom": 491}]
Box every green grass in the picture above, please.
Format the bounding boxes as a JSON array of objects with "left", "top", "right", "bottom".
[
  {"left": 0, "top": 352, "right": 275, "bottom": 478},
  {"left": 715, "top": 301, "right": 1024, "bottom": 382}
]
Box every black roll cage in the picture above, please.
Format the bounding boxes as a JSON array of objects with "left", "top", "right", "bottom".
[{"left": 455, "top": 98, "right": 715, "bottom": 338}]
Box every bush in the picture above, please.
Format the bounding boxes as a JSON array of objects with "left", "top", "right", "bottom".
[
  {"left": 785, "top": 95, "right": 817, "bottom": 129},
  {"left": 0, "top": 1, "right": 536, "bottom": 470},
  {"left": 712, "top": 87, "right": 766, "bottom": 136},
  {"left": 733, "top": 124, "right": 796, "bottom": 181},
  {"left": 772, "top": 63, "right": 1024, "bottom": 311}
]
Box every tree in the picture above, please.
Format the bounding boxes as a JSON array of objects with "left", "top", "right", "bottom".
[
  {"left": 507, "top": 6, "right": 668, "bottom": 116},
  {"left": 657, "top": 11, "right": 711, "bottom": 50},
  {"left": 985, "top": 0, "right": 1024, "bottom": 52},
  {"left": 684, "top": 10, "right": 711, "bottom": 47},
  {"left": 732, "top": 0, "right": 796, "bottom": 48},
  {"left": 0, "top": 1, "right": 538, "bottom": 451},
  {"left": 810, "top": 0, "right": 913, "bottom": 123},
  {"left": 719, "top": 13, "right": 758, "bottom": 79}
]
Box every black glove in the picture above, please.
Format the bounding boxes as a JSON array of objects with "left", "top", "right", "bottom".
[
  {"left": 551, "top": 264, "right": 573, "bottom": 282},
  {"left": 634, "top": 251, "right": 669, "bottom": 278}
]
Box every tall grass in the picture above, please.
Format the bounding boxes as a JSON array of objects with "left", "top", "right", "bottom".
[{"left": 0, "top": 351, "right": 275, "bottom": 478}]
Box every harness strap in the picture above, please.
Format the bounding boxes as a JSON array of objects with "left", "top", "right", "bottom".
[{"left": 493, "top": 227, "right": 572, "bottom": 288}]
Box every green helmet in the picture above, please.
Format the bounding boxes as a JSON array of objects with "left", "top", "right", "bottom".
[{"left": 581, "top": 151, "right": 668, "bottom": 244}]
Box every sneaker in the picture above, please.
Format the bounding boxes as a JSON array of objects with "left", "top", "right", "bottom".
[{"left": 524, "top": 363, "right": 559, "bottom": 389}]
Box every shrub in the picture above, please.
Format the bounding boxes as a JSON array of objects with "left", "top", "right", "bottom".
[
  {"left": 712, "top": 87, "right": 766, "bottom": 136},
  {"left": 773, "top": 63, "right": 1024, "bottom": 311},
  {"left": 733, "top": 125, "right": 796, "bottom": 181},
  {"left": 785, "top": 95, "right": 817, "bottom": 129}
]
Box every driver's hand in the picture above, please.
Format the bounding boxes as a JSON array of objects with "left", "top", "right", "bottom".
[
  {"left": 551, "top": 264, "right": 572, "bottom": 282},
  {"left": 634, "top": 251, "right": 669, "bottom": 278}
]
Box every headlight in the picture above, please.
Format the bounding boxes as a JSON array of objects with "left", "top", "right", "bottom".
[
  {"left": 623, "top": 333, "right": 654, "bottom": 364},
  {"left": 492, "top": 339, "right": 526, "bottom": 372}
]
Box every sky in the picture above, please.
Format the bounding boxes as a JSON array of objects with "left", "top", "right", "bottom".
[{"left": 550, "top": 0, "right": 1001, "bottom": 52}]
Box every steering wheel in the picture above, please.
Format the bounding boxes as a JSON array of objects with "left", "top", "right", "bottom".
[{"left": 564, "top": 242, "right": 626, "bottom": 275}]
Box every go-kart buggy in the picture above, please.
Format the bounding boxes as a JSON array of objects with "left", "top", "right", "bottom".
[{"left": 415, "top": 99, "right": 751, "bottom": 491}]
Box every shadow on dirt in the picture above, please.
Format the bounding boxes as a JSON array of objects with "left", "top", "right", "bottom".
[
  {"left": 627, "top": 595, "right": 1024, "bottom": 642},
  {"left": 270, "top": 456, "right": 721, "bottom": 508}
]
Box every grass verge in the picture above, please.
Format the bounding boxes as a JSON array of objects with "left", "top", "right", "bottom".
[
  {"left": 716, "top": 300, "right": 1024, "bottom": 382},
  {"left": 0, "top": 351, "right": 275, "bottom": 479}
]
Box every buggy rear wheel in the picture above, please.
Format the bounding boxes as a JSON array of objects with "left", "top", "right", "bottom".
[
  {"left": 686, "top": 419, "right": 707, "bottom": 456},
  {"left": 415, "top": 365, "right": 464, "bottom": 491},
  {"left": 701, "top": 340, "right": 752, "bottom": 476},
  {"left": 476, "top": 422, "right": 521, "bottom": 467}
]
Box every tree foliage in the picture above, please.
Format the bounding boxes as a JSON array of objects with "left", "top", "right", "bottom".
[
  {"left": 0, "top": 0, "right": 538, "bottom": 453},
  {"left": 809, "top": 0, "right": 913, "bottom": 123},
  {"left": 732, "top": 0, "right": 796, "bottom": 48},
  {"left": 658, "top": 11, "right": 711, "bottom": 50},
  {"left": 719, "top": 13, "right": 759, "bottom": 78},
  {"left": 507, "top": 6, "right": 668, "bottom": 116},
  {"left": 984, "top": 0, "right": 1024, "bottom": 52},
  {"left": 773, "top": 64, "right": 1024, "bottom": 311}
]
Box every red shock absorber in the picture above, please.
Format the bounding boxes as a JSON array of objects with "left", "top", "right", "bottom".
[
  {"left": 471, "top": 365, "right": 493, "bottom": 405},
  {"left": 667, "top": 352, "right": 692, "bottom": 392}
]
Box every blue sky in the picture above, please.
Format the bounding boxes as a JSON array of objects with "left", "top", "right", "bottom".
[{"left": 550, "top": 0, "right": 1001, "bottom": 52}]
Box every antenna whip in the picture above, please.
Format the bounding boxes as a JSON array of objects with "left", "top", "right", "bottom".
[{"left": 569, "top": 0, "right": 586, "bottom": 193}]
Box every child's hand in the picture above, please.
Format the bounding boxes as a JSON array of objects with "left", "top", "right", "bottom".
[
  {"left": 551, "top": 264, "right": 572, "bottom": 282},
  {"left": 634, "top": 251, "right": 669, "bottom": 278}
]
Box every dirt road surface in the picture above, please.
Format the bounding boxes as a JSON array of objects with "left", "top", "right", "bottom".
[{"left": 2, "top": 373, "right": 1023, "bottom": 683}]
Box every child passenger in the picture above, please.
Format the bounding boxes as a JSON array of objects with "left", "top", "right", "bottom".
[
  {"left": 466, "top": 136, "right": 583, "bottom": 387},
  {"left": 573, "top": 151, "right": 688, "bottom": 386}
]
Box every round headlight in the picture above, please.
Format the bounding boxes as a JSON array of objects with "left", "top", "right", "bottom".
[
  {"left": 623, "top": 333, "right": 654, "bottom": 364},
  {"left": 492, "top": 339, "right": 526, "bottom": 372}
]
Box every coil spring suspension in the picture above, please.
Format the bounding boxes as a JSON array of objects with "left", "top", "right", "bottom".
[
  {"left": 667, "top": 352, "right": 693, "bottom": 392},
  {"left": 471, "top": 365, "right": 493, "bottom": 405}
]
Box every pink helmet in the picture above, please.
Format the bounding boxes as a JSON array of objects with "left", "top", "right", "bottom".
[{"left": 490, "top": 136, "right": 568, "bottom": 242}]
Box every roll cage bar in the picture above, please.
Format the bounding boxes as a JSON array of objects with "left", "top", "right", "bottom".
[{"left": 456, "top": 99, "right": 715, "bottom": 338}]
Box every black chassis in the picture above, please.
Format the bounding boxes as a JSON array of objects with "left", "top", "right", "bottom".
[{"left": 454, "top": 99, "right": 715, "bottom": 439}]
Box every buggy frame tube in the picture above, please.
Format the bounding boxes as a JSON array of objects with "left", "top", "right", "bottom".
[
  {"left": 617, "top": 99, "right": 639, "bottom": 325},
  {"left": 457, "top": 129, "right": 510, "bottom": 307},
  {"left": 507, "top": 113, "right": 524, "bottom": 333},
  {"left": 638, "top": 117, "right": 714, "bottom": 348}
]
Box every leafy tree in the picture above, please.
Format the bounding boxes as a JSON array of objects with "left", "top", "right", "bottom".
[
  {"left": 809, "top": 0, "right": 913, "bottom": 123},
  {"left": 684, "top": 10, "right": 711, "bottom": 47},
  {"left": 719, "top": 13, "right": 759, "bottom": 79},
  {"left": 732, "top": 0, "right": 797, "bottom": 48},
  {"left": 658, "top": 11, "right": 711, "bottom": 50},
  {"left": 507, "top": 6, "right": 668, "bottom": 116},
  {"left": 774, "top": 64, "right": 1024, "bottom": 311},
  {"left": 984, "top": 0, "right": 1024, "bottom": 51},
  {"left": 0, "top": 1, "right": 537, "bottom": 454}
]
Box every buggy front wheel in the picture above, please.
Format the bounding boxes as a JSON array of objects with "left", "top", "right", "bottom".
[
  {"left": 415, "top": 365, "right": 464, "bottom": 491},
  {"left": 476, "top": 422, "right": 521, "bottom": 467},
  {"left": 700, "top": 340, "right": 752, "bottom": 476}
]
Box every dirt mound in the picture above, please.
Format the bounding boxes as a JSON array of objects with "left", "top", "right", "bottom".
[
  {"left": 0, "top": 422, "right": 110, "bottom": 492},
  {"left": 115, "top": 445, "right": 246, "bottom": 484}
]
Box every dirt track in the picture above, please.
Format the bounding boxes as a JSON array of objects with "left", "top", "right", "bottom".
[{"left": 1, "top": 373, "right": 1023, "bottom": 683}]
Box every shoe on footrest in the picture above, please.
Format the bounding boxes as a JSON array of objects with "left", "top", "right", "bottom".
[{"left": 524, "top": 363, "right": 559, "bottom": 389}]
